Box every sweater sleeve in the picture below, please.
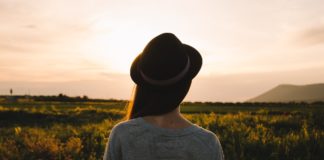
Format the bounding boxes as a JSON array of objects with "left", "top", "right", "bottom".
[{"left": 103, "top": 126, "right": 122, "bottom": 160}]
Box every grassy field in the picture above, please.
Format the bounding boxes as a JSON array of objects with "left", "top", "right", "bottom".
[{"left": 0, "top": 101, "right": 323, "bottom": 160}]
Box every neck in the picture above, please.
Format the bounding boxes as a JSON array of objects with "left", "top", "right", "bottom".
[{"left": 142, "top": 107, "right": 192, "bottom": 129}]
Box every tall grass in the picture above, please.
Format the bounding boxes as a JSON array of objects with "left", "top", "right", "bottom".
[{"left": 0, "top": 104, "right": 323, "bottom": 160}]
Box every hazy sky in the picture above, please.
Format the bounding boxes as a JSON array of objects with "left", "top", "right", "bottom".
[{"left": 1, "top": 0, "right": 324, "bottom": 101}]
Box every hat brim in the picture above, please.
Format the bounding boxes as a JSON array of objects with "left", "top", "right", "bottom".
[{"left": 130, "top": 43, "right": 202, "bottom": 88}]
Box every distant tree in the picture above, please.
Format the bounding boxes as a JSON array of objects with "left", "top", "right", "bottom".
[
  {"left": 82, "top": 95, "right": 89, "bottom": 100},
  {"left": 57, "top": 93, "right": 69, "bottom": 101},
  {"left": 58, "top": 93, "right": 64, "bottom": 98}
]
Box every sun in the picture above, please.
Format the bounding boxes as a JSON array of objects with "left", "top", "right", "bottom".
[{"left": 85, "top": 29, "right": 156, "bottom": 74}]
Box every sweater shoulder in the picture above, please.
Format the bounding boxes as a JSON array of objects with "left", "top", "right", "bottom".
[
  {"left": 110, "top": 118, "right": 146, "bottom": 138},
  {"left": 194, "top": 126, "right": 218, "bottom": 140},
  {"left": 192, "top": 126, "right": 222, "bottom": 149},
  {"left": 192, "top": 127, "right": 224, "bottom": 159}
]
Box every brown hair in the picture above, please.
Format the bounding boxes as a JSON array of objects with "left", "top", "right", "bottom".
[{"left": 126, "top": 81, "right": 191, "bottom": 120}]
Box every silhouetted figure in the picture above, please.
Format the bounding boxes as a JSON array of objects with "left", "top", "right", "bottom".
[
  {"left": 104, "top": 33, "right": 224, "bottom": 160},
  {"left": 10, "top": 88, "right": 13, "bottom": 96}
]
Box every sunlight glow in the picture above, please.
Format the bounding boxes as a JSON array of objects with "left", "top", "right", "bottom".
[
  {"left": 1, "top": 0, "right": 324, "bottom": 101},
  {"left": 85, "top": 27, "right": 156, "bottom": 74}
]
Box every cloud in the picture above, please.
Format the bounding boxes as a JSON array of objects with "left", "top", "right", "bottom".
[
  {"left": 0, "top": 0, "right": 105, "bottom": 56},
  {"left": 298, "top": 25, "right": 324, "bottom": 45},
  {"left": 23, "top": 24, "right": 37, "bottom": 29},
  {"left": 0, "top": 43, "right": 31, "bottom": 53}
]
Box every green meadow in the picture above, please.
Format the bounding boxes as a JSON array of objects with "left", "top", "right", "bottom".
[{"left": 0, "top": 101, "right": 323, "bottom": 160}]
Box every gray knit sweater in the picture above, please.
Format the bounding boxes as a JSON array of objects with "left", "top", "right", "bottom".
[{"left": 103, "top": 117, "right": 224, "bottom": 160}]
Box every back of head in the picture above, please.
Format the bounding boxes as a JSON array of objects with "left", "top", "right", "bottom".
[{"left": 127, "top": 33, "right": 202, "bottom": 119}]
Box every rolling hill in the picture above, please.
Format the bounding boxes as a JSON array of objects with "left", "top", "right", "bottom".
[{"left": 248, "top": 83, "right": 324, "bottom": 102}]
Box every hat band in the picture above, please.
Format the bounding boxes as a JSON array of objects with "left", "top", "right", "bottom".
[{"left": 140, "top": 56, "right": 190, "bottom": 86}]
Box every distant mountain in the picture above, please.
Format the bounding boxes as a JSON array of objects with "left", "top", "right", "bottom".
[{"left": 248, "top": 83, "right": 324, "bottom": 102}]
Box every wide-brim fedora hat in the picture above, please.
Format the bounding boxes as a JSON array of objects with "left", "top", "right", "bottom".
[{"left": 130, "top": 33, "right": 202, "bottom": 88}]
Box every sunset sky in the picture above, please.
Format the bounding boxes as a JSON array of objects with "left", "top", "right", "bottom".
[{"left": 1, "top": 0, "right": 324, "bottom": 101}]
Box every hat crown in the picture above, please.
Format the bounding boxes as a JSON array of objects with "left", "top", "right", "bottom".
[
  {"left": 130, "top": 32, "right": 202, "bottom": 87},
  {"left": 139, "top": 33, "right": 188, "bottom": 80}
]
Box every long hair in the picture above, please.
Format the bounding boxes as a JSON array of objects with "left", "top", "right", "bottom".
[{"left": 126, "top": 81, "right": 191, "bottom": 120}]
